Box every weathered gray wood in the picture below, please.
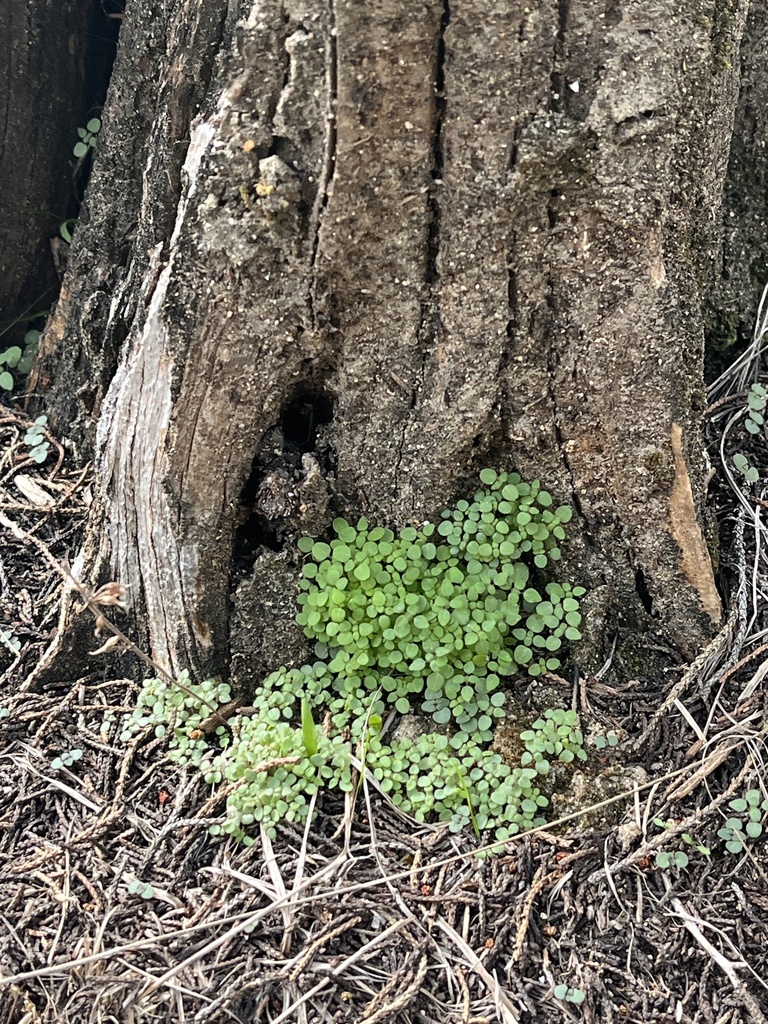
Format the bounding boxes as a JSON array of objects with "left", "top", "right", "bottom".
[{"left": 30, "top": 0, "right": 760, "bottom": 684}]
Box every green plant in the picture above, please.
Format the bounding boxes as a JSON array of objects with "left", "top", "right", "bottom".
[
  {"left": 0, "top": 628, "right": 21, "bottom": 656},
  {"left": 745, "top": 382, "right": 767, "bottom": 434},
  {"left": 520, "top": 709, "right": 588, "bottom": 773},
  {"left": 73, "top": 118, "right": 101, "bottom": 159},
  {"left": 717, "top": 789, "right": 768, "bottom": 853},
  {"left": 297, "top": 468, "right": 582, "bottom": 686},
  {"left": 0, "top": 329, "right": 40, "bottom": 392},
  {"left": 50, "top": 748, "right": 83, "bottom": 771},
  {"left": 594, "top": 730, "right": 619, "bottom": 750},
  {"left": 554, "top": 984, "right": 586, "bottom": 1005},
  {"left": 127, "top": 879, "right": 155, "bottom": 899},
  {"left": 59, "top": 220, "right": 76, "bottom": 244},
  {"left": 23, "top": 415, "right": 50, "bottom": 464},
  {"left": 121, "top": 471, "right": 589, "bottom": 846},
  {"left": 655, "top": 849, "right": 689, "bottom": 870},
  {"left": 653, "top": 818, "right": 711, "bottom": 868},
  {"left": 733, "top": 451, "right": 760, "bottom": 484}
]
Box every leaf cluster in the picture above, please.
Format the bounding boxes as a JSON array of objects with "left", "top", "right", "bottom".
[
  {"left": 51, "top": 748, "right": 83, "bottom": 771},
  {"left": 745, "top": 382, "right": 766, "bottom": 434},
  {"left": 717, "top": 789, "right": 768, "bottom": 853},
  {"left": 73, "top": 118, "right": 101, "bottom": 159},
  {"left": 121, "top": 471, "right": 589, "bottom": 846},
  {"left": 520, "top": 708, "right": 588, "bottom": 774},
  {"left": 23, "top": 415, "right": 50, "bottom": 464},
  {"left": 0, "top": 329, "right": 39, "bottom": 392},
  {"left": 127, "top": 879, "right": 155, "bottom": 899}
]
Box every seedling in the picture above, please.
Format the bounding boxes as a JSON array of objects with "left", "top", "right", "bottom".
[
  {"left": 59, "top": 220, "right": 76, "bottom": 244},
  {"left": 745, "top": 382, "right": 767, "bottom": 434},
  {"left": 0, "top": 629, "right": 21, "bottom": 656},
  {"left": 23, "top": 415, "right": 50, "bottom": 464},
  {"left": 554, "top": 984, "right": 586, "bottom": 1005},
  {"left": 0, "top": 329, "right": 40, "bottom": 392},
  {"left": 127, "top": 879, "right": 155, "bottom": 899},
  {"left": 594, "top": 730, "right": 619, "bottom": 750},
  {"left": 73, "top": 118, "right": 101, "bottom": 159},
  {"left": 732, "top": 452, "right": 759, "bottom": 484},
  {"left": 717, "top": 789, "right": 768, "bottom": 853},
  {"left": 653, "top": 819, "right": 711, "bottom": 868},
  {"left": 50, "top": 748, "right": 83, "bottom": 771},
  {"left": 656, "top": 850, "right": 689, "bottom": 870}
]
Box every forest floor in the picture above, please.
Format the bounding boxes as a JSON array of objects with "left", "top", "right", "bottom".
[{"left": 1, "top": 401, "right": 768, "bottom": 1024}]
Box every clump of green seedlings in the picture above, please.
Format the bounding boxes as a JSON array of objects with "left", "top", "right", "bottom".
[
  {"left": 520, "top": 709, "right": 588, "bottom": 772},
  {"left": 0, "top": 329, "right": 40, "bottom": 393},
  {"left": 24, "top": 415, "right": 50, "bottom": 464},
  {"left": 718, "top": 789, "right": 768, "bottom": 854},
  {"left": 655, "top": 787, "right": 768, "bottom": 868},
  {"left": 121, "top": 470, "right": 588, "bottom": 846},
  {"left": 732, "top": 381, "right": 767, "bottom": 483}
]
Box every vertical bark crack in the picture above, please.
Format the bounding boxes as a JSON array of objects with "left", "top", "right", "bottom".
[
  {"left": 544, "top": 276, "right": 587, "bottom": 525},
  {"left": 416, "top": 0, "right": 449, "bottom": 386},
  {"left": 307, "top": 0, "right": 337, "bottom": 327},
  {"left": 550, "top": 0, "right": 570, "bottom": 112}
]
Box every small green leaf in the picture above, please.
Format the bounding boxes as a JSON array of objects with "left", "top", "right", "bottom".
[
  {"left": 301, "top": 699, "right": 318, "bottom": 756},
  {"left": 73, "top": 141, "right": 89, "bottom": 158},
  {"left": 2, "top": 346, "right": 22, "bottom": 368}
]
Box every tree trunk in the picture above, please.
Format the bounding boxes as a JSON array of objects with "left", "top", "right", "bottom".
[
  {"left": 29, "top": 0, "right": 756, "bottom": 688},
  {"left": 0, "top": 0, "right": 105, "bottom": 330}
]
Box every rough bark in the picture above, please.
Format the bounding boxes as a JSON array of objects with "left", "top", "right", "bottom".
[
  {"left": 0, "top": 0, "right": 95, "bottom": 328},
  {"left": 707, "top": 0, "right": 768, "bottom": 369},
  {"left": 29, "top": 0, "right": 758, "bottom": 687}
]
